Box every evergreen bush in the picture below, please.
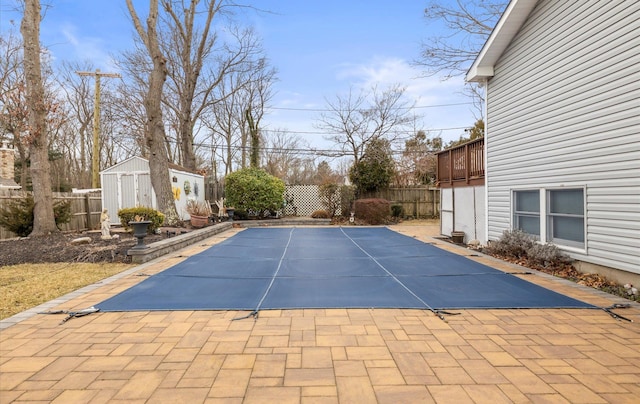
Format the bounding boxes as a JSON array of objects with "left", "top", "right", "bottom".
[
  {"left": 391, "top": 204, "right": 404, "bottom": 218},
  {"left": 0, "top": 195, "right": 71, "bottom": 237},
  {"left": 117, "top": 207, "right": 165, "bottom": 234},
  {"left": 225, "top": 168, "right": 285, "bottom": 218}
]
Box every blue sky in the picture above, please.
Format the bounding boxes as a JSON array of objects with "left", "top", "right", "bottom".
[{"left": 1, "top": 1, "right": 480, "bottom": 148}]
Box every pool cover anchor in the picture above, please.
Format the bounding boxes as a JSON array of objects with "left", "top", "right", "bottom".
[
  {"left": 232, "top": 310, "right": 259, "bottom": 321},
  {"left": 38, "top": 306, "right": 100, "bottom": 324},
  {"left": 434, "top": 309, "right": 461, "bottom": 321},
  {"left": 602, "top": 303, "right": 633, "bottom": 322}
]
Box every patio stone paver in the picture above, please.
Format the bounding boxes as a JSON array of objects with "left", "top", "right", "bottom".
[{"left": 1, "top": 223, "right": 639, "bottom": 403}]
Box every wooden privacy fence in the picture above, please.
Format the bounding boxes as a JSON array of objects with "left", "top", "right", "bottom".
[
  {"left": 360, "top": 187, "right": 440, "bottom": 218},
  {"left": 0, "top": 190, "right": 102, "bottom": 240}
]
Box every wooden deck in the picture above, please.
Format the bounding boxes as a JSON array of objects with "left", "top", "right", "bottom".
[{"left": 436, "top": 137, "right": 485, "bottom": 188}]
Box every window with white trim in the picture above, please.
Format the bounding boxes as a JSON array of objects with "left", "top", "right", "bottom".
[
  {"left": 513, "top": 190, "right": 540, "bottom": 237},
  {"left": 547, "top": 188, "right": 585, "bottom": 248}
]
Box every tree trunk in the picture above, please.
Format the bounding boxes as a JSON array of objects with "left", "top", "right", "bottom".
[
  {"left": 21, "top": 0, "right": 58, "bottom": 236},
  {"left": 180, "top": 107, "right": 196, "bottom": 169},
  {"left": 127, "top": 0, "right": 179, "bottom": 225}
]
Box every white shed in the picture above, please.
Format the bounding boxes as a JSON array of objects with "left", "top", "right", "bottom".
[{"left": 100, "top": 156, "right": 206, "bottom": 222}]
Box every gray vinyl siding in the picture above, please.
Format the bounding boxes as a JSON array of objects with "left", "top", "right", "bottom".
[
  {"left": 101, "top": 156, "right": 150, "bottom": 174},
  {"left": 101, "top": 172, "right": 119, "bottom": 223},
  {"left": 486, "top": 0, "right": 640, "bottom": 273}
]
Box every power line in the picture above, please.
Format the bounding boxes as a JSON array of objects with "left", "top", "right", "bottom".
[
  {"left": 192, "top": 141, "right": 440, "bottom": 158},
  {"left": 264, "top": 101, "right": 474, "bottom": 113},
  {"left": 258, "top": 126, "right": 470, "bottom": 136}
]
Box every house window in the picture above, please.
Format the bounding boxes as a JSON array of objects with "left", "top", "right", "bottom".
[
  {"left": 547, "top": 189, "right": 585, "bottom": 247},
  {"left": 513, "top": 190, "right": 540, "bottom": 237}
]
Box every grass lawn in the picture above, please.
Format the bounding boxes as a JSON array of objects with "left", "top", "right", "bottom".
[{"left": 0, "top": 262, "right": 134, "bottom": 320}]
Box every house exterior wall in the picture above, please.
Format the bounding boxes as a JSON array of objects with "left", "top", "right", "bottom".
[{"left": 485, "top": 1, "right": 640, "bottom": 274}]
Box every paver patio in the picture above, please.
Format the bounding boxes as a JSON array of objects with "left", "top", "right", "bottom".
[{"left": 1, "top": 223, "right": 639, "bottom": 403}]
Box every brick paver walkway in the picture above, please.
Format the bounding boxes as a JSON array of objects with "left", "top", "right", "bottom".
[{"left": 1, "top": 223, "right": 639, "bottom": 403}]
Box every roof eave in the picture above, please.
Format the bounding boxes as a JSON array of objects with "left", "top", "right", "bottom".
[{"left": 466, "top": 0, "right": 539, "bottom": 82}]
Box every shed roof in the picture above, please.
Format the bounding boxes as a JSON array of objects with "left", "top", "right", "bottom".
[
  {"left": 466, "top": 0, "right": 538, "bottom": 82},
  {"left": 101, "top": 156, "right": 203, "bottom": 178}
]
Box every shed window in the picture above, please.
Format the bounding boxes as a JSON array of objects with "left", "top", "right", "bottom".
[
  {"left": 513, "top": 190, "right": 540, "bottom": 237},
  {"left": 547, "top": 189, "right": 584, "bottom": 247}
]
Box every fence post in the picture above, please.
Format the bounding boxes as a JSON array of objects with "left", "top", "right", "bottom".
[
  {"left": 433, "top": 188, "right": 438, "bottom": 218},
  {"left": 85, "top": 194, "right": 93, "bottom": 229}
]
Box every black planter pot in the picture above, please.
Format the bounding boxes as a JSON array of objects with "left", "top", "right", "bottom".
[
  {"left": 129, "top": 221, "right": 151, "bottom": 250},
  {"left": 226, "top": 208, "right": 235, "bottom": 222}
]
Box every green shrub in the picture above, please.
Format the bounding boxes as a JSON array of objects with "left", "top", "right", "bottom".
[
  {"left": 117, "top": 207, "right": 165, "bottom": 234},
  {"left": 353, "top": 198, "right": 390, "bottom": 225},
  {"left": 233, "top": 208, "right": 248, "bottom": 220},
  {"left": 311, "top": 210, "right": 331, "bottom": 219},
  {"left": 348, "top": 138, "right": 395, "bottom": 193},
  {"left": 225, "top": 168, "right": 285, "bottom": 218},
  {"left": 0, "top": 194, "right": 71, "bottom": 237},
  {"left": 391, "top": 204, "right": 404, "bottom": 218}
]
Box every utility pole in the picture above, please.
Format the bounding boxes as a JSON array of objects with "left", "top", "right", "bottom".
[{"left": 76, "top": 69, "right": 121, "bottom": 188}]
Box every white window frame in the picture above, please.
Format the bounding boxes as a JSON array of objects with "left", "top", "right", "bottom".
[
  {"left": 511, "top": 186, "right": 587, "bottom": 254},
  {"left": 512, "top": 189, "right": 541, "bottom": 238},
  {"left": 545, "top": 187, "right": 587, "bottom": 251}
]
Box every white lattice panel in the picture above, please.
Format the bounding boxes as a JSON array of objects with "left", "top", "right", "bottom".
[{"left": 284, "top": 185, "right": 334, "bottom": 217}]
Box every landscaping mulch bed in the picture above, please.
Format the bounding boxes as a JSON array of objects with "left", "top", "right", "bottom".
[
  {"left": 483, "top": 251, "right": 639, "bottom": 304},
  {"left": 0, "top": 230, "right": 166, "bottom": 267}
]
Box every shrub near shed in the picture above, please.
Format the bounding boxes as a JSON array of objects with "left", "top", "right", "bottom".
[
  {"left": 117, "top": 207, "right": 165, "bottom": 234},
  {"left": 225, "top": 168, "right": 285, "bottom": 218}
]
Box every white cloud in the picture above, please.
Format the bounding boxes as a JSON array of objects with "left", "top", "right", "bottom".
[
  {"left": 266, "top": 59, "right": 476, "bottom": 147},
  {"left": 331, "top": 57, "right": 477, "bottom": 141},
  {"left": 56, "top": 23, "right": 117, "bottom": 71},
  {"left": 335, "top": 56, "right": 464, "bottom": 104}
]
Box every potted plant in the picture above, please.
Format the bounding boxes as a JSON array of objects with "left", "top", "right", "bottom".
[
  {"left": 129, "top": 214, "right": 151, "bottom": 249},
  {"left": 186, "top": 199, "right": 211, "bottom": 228},
  {"left": 226, "top": 207, "right": 235, "bottom": 221}
]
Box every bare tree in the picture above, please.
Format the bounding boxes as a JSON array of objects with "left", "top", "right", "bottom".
[
  {"left": 20, "top": 0, "right": 57, "bottom": 235},
  {"left": 58, "top": 61, "right": 96, "bottom": 187},
  {"left": 118, "top": 1, "right": 267, "bottom": 172},
  {"left": 0, "top": 29, "right": 29, "bottom": 185},
  {"left": 126, "top": 0, "right": 180, "bottom": 224},
  {"left": 161, "top": 0, "right": 263, "bottom": 171},
  {"left": 262, "top": 129, "right": 316, "bottom": 184},
  {"left": 394, "top": 130, "right": 442, "bottom": 186},
  {"left": 202, "top": 54, "right": 276, "bottom": 176},
  {"left": 417, "top": 0, "right": 506, "bottom": 79},
  {"left": 316, "top": 84, "right": 415, "bottom": 165},
  {"left": 100, "top": 89, "right": 142, "bottom": 166},
  {"left": 1, "top": 27, "right": 70, "bottom": 190},
  {"left": 0, "top": 29, "right": 23, "bottom": 139}
]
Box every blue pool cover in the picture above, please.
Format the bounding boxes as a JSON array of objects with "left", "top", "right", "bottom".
[{"left": 98, "top": 227, "right": 594, "bottom": 312}]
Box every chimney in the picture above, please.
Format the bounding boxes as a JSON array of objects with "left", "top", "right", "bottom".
[{"left": 0, "top": 142, "right": 21, "bottom": 189}]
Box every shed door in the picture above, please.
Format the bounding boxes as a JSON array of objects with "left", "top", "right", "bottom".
[
  {"left": 137, "top": 173, "right": 153, "bottom": 208},
  {"left": 121, "top": 174, "right": 136, "bottom": 207}
]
